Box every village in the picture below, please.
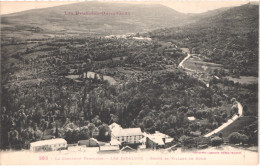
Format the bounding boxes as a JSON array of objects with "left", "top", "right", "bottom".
[{"left": 30, "top": 122, "right": 176, "bottom": 154}]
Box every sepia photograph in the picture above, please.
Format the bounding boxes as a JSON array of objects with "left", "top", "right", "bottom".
[{"left": 0, "top": 0, "right": 259, "bottom": 165}]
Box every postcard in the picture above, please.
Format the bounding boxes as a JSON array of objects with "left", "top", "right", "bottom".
[{"left": 0, "top": 0, "right": 258, "bottom": 165}]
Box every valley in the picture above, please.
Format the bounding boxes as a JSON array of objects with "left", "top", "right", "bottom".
[{"left": 0, "top": 1, "right": 258, "bottom": 156}]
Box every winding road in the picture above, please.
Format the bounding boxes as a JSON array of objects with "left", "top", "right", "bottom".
[
  {"left": 178, "top": 53, "right": 243, "bottom": 138},
  {"left": 204, "top": 101, "right": 243, "bottom": 137},
  {"left": 178, "top": 54, "right": 191, "bottom": 69},
  {"left": 178, "top": 54, "right": 195, "bottom": 72}
]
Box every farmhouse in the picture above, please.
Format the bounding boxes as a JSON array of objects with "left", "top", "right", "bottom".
[
  {"left": 113, "top": 128, "right": 143, "bottom": 144},
  {"left": 30, "top": 138, "right": 67, "bottom": 152},
  {"left": 145, "top": 131, "right": 174, "bottom": 150},
  {"left": 146, "top": 136, "right": 165, "bottom": 150},
  {"left": 109, "top": 123, "right": 143, "bottom": 144}
]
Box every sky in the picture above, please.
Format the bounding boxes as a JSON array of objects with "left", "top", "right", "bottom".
[{"left": 0, "top": 0, "right": 257, "bottom": 15}]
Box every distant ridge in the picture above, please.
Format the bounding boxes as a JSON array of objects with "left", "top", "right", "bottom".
[{"left": 1, "top": 1, "right": 192, "bottom": 36}]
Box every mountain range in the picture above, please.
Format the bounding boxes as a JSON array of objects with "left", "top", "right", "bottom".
[{"left": 1, "top": 1, "right": 193, "bottom": 37}]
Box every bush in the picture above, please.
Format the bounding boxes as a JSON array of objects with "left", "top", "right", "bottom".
[
  {"left": 211, "top": 136, "right": 223, "bottom": 147},
  {"left": 228, "top": 132, "right": 248, "bottom": 144}
]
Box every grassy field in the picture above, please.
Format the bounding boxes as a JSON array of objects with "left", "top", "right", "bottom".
[
  {"left": 183, "top": 56, "right": 224, "bottom": 74},
  {"left": 246, "top": 103, "right": 258, "bottom": 114},
  {"left": 184, "top": 57, "right": 258, "bottom": 85},
  {"left": 226, "top": 76, "right": 258, "bottom": 85}
]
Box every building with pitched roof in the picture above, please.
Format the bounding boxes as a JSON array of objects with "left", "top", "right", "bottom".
[
  {"left": 30, "top": 138, "right": 67, "bottom": 152},
  {"left": 112, "top": 128, "right": 143, "bottom": 144},
  {"left": 109, "top": 123, "right": 143, "bottom": 144},
  {"left": 145, "top": 131, "right": 174, "bottom": 150}
]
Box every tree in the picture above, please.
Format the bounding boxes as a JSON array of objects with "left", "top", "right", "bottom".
[
  {"left": 55, "top": 124, "right": 59, "bottom": 138},
  {"left": 79, "top": 126, "right": 90, "bottom": 140},
  {"left": 97, "top": 124, "right": 110, "bottom": 142},
  {"left": 165, "top": 129, "right": 176, "bottom": 137},
  {"left": 231, "top": 98, "right": 236, "bottom": 104},
  {"left": 211, "top": 136, "right": 223, "bottom": 147},
  {"left": 231, "top": 104, "right": 238, "bottom": 116},
  {"left": 177, "top": 106, "right": 188, "bottom": 114},
  {"left": 228, "top": 132, "right": 248, "bottom": 144},
  {"left": 91, "top": 115, "right": 102, "bottom": 127},
  {"left": 34, "top": 129, "right": 43, "bottom": 141},
  {"left": 168, "top": 115, "right": 177, "bottom": 127},
  {"left": 183, "top": 137, "right": 196, "bottom": 148},
  {"left": 64, "top": 129, "right": 73, "bottom": 144},
  {"left": 88, "top": 123, "right": 96, "bottom": 137},
  {"left": 142, "top": 116, "right": 155, "bottom": 133}
]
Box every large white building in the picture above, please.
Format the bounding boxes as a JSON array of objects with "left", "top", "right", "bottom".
[
  {"left": 109, "top": 123, "right": 143, "bottom": 144},
  {"left": 30, "top": 138, "right": 67, "bottom": 152}
]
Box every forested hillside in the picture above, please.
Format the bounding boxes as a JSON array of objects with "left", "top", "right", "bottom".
[
  {"left": 150, "top": 3, "right": 259, "bottom": 76},
  {"left": 1, "top": 2, "right": 258, "bottom": 150}
]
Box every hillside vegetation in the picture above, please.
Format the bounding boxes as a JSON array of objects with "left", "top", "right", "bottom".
[
  {"left": 150, "top": 3, "right": 259, "bottom": 76},
  {"left": 1, "top": 1, "right": 194, "bottom": 38}
]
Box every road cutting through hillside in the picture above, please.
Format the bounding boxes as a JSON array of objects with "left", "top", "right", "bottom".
[{"left": 178, "top": 53, "right": 243, "bottom": 138}]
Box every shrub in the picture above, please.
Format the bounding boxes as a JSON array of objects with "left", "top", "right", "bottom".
[
  {"left": 228, "top": 132, "right": 248, "bottom": 144},
  {"left": 211, "top": 136, "right": 223, "bottom": 147}
]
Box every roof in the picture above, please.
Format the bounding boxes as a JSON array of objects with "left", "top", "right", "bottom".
[
  {"left": 165, "top": 138, "right": 174, "bottom": 143},
  {"left": 190, "top": 131, "right": 202, "bottom": 136},
  {"left": 148, "top": 136, "right": 165, "bottom": 146},
  {"left": 99, "top": 145, "right": 119, "bottom": 151},
  {"left": 154, "top": 131, "right": 170, "bottom": 138},
  {"left": 110, "top": 139, "right": 121, "bottom": 146},
  {"left": 113, "top": 128, "right": 143, "bottom": 137},
  {"left": 145, "top": 131, "right": 173, "bottom": 145},
  {"left": 188, "top": 116, "right": 196, "bottom": 121},
  {"left": 78, "top": 138, "right": 99, "bottom": 145},
  {"left": 30, "top": 138, "right": 67, "bottom": 147},
  {"left": 109, "top": 122, "right": 122, "bottom": 130},
  {"left": 120, "top": 145, "right": 136, "bottom": 151}
]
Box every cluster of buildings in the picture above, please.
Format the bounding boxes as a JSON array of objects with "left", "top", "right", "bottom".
[{"left": 30, "top": 123, "right": 174, "bottom": 153}]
